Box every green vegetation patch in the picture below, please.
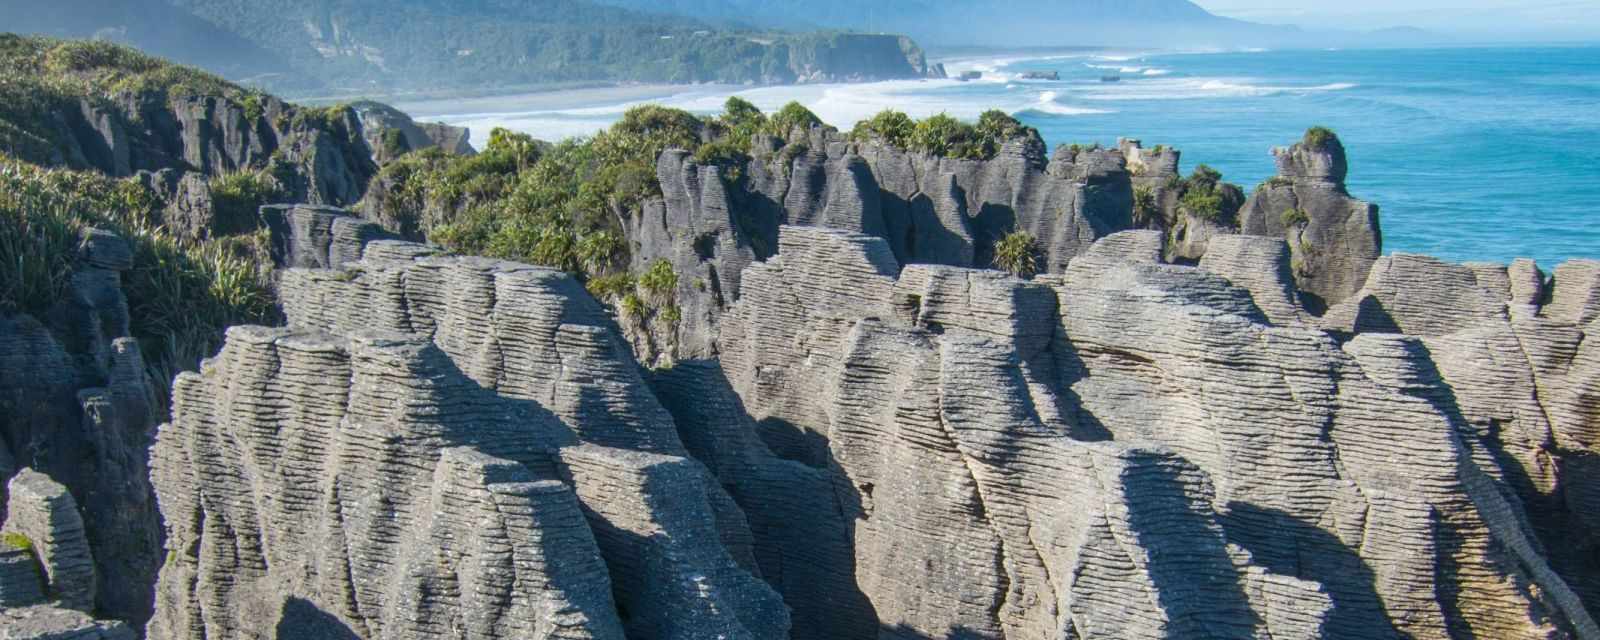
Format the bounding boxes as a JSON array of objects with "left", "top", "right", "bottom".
[
  {"left": 1303, "top": 126, "right": 1338, "bottom": 151},
  {"left": 1, "top": 532, "right": 32, "bottom": 551},
  {"left": 1133, "top": 185, "right": 1159, "bottom": 225},
  {"left": 851, "top": 109, "right": 1036, "bottom": 160},
  {"left": 1, "top": 154, "right": 276, "bottom": 392},
  {"left": 993, "top": 230, "right": 1042, "bottom": 278},
  {"left": 209, "top": 171, "right": 283, "bottom": 236},
  {"left": 1281, "top": 208, "right": 1311, "bottom": 227},
  {"left": 1176, "top": 164, "right": 1228, "bottom": 222}
]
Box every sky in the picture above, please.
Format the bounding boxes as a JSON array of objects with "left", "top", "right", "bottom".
[{"left": 1193, "top": 0, "right": 1600, "bottom": 38}]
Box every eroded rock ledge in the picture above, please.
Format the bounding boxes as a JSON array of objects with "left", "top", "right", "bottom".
[{"left": 141, "top": 204, "right": 1600, "bottom": 638}]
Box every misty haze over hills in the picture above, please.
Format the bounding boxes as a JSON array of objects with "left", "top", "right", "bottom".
[
  {"left": 0, "top": 0, "right": 1589, "bottom": 97},
  {"left": 588, "top": 0, "right": 1295, "bottom": 47}
]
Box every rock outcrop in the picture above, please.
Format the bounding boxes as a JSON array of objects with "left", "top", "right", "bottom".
[
  {"left": 633, "top": 127, "right": 1136, "bottom": 362},
  {"left": 1240, "top": 131, "right": 1382, "bottom": 312},
  {"left": 703, "top": 225, "right": 1599, "bottom": 639},
  {"left": 3, "top": 469, "right": 97, "bottom": 611},
  {"left": 0, "top": 469, "right": 136, "bottom": 639},
  {"left": 0, "top": 229, "right": 162, "bottom": 627},
  {"left": 124, "top": 200, "right": 1600, "bottom": 639},
  {"left": 630, "top": 128, "right": 1380, "bottom": 366},
  {"left": 145, "top": 224, "right": 789, "bottom": 638}
]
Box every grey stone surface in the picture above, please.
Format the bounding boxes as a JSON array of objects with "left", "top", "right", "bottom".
[
  {"left": 1239, "top": 132, "right": 1381, "bottom": 311},
  {"left": 147, "top": 236, "right": 789, "bottom": 639},
  {"left": 0, "top": 228, "right": 161, "bottom": 627},
  {"left": 0, "top": 604, "right": 136, "bottom": 640},
  {"left": 261, "top": 203, "right": 396, "bottom": 270},
  {"left": 0, "top": 548, "right": 46, "bottom": 608},
  {"left": 2, "top": 469, "right": 95, "bottom": 611},
  {"left": 709, "top": 224, "right": 1599, "bottom": 639}
]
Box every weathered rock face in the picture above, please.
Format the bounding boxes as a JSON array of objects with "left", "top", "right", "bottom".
[
  {"left": 0, "top": 468, "right": 137, "bottom": 639},
  {"left": 1240, "top": 132, "right": 1382, "bottom": 312},
  {"left": 703, "top": 225, "right": 1599, "bottom": 639},
  {"left": 634, "top": 128, "right": 1136, "bottom": 362},
  {"left": 133, "top": 204, "right": 1600, "bottom": 639},
  {"left": 632, "top": 130, "right": 1376, "bottom": 367},
  {"left": 0, "top": 229, "right": 162, "bottom": 627},
  {"left": 146, "top": 227, "right": 789, "bottom": 638},
  {"left": 351, "top": 100, "right": 475, "bottom": 164},
  {"left": 33, "top": 90, "right": 472, "bottom": 234}
]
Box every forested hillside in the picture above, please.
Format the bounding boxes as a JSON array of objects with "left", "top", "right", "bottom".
[{"left": 2, "top": 0, "right": 940, "bottom": 95}]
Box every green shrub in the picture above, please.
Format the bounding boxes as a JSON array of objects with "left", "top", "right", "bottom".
[
  {"left": 585, "top": 272, "right": 635, "bottom": 301},
  {"left": 2, "top": 532, "right": 32, "bottom": 551},
  {"left": 380, "top": 128, "right": 408, "bottom": 158},
  {"left": 718, "top": 97, "right": 766, "bottom": 147},
  {"left": 692, "top": 137, "right": 748, "bottom": 168},
  {"left": 975, "top": 110, "right": 1029, "bottom": 141},
  {"left": 620, "top": 292, "right": 647, "bottom": 321},
  {"left": 208, "top": 170, "right": 281, "bottom": 236},
  {"left": 658, "top": 304, "right": 682, "bottom": 326},
  {"left": 766, "top": 101, "right": 821, "bottom": 138},
  {"left": 0, "top": 156, "right": 275, "bottom": 394},
  {"left": 1188, "top": 164, "right": 1222, "bottom": 192},
  {"left": 1176, "top": 165, "right": 1229, "bottom": 221},
  {"left": 1303, "top": 126, "right": 1338, "bottom": 151},
  {"left": 638, "top": 259, "right": 678, "bottom": 303},
  {"left": 910, "top": 113, "right": 988, "bottom": 160},
  {"left": 992, "top": 229, "right": 1041, "bottom": 278},
  {"left": 1133, "top": 185, "right": 1159, "bottom": 224},
  {"left": 851, "top": 110, "right": 916, "bottom": 148},
  {"left": 1179, "top": 189, "right": 1223, "bottom": 221},
  {"left": 1281, "top": 208, "right": 1311, "bottom": 227}
]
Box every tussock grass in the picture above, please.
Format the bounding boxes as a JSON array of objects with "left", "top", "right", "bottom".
[{"left": 0, "top": 154, "right": 276, "bottom": 399}]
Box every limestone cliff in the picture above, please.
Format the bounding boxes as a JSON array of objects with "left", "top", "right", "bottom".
[
  {"left": 631, "top": 126, "right": 1375, "bottom": 365},
  {"left": 1240, "top": 130, "right": 1382, "bottom": 312},
  {"left": 126, "top": 202, "right": 1600, "bottom": 638},
  {"left": 0, "top": 229, "right": 163, "bottom": 627}
]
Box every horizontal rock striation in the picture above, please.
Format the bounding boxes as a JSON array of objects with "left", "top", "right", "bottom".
[
  {"left": 0, "top": 228, "right": 163, "bottom": 627},
  {"left": 706, "top": 225, "right": 1599, "bottom": 639},
  {"left": 0, "top": 468, "right": 136, "bottom": 639},
  {"left": 1239, "top": 132, "right": 1381, "bottom": 312},
  {"left": 635, "top": 127, "right": 1137, "bottom": 362},
  {"left": 130, "top": 192, "right": 1600, "bottom": 639},
  {"left": 633, "top": 128, "right": 1380, "bottom": 366},
  {"left": 146, "top": 232, "right": 789, "bottom": 638}
]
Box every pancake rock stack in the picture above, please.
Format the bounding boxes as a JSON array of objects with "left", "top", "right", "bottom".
[
  {"left": 1239, "top": 130, "right": 1382, "bottom": 312},
  {"left": 0, "top": 228, "right": 163, "bottom": 627},
  {"left": 136, "top": 198, "right": 1600, "bottom": 638},
  {"left": 630, "top": 127, "right": 1381, "bottom": 367},
  {"left": 1, "top": 469, "right": 136, "bottom": 639},
  {"left": 145, "top": 212, "right": 787, "bottom": 638}
]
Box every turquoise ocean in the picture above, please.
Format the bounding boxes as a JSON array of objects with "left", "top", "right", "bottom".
[{"left": 409, "top": 45, "right": 1600, "bottom": 267}]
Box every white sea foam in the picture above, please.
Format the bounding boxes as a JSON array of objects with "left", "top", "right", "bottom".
[
  {"left": 418, "top": 51, "right": 1349, "bottom": 148},
  {"left": 1079, "top": 77, "right": 1357, "bottom": 101}
]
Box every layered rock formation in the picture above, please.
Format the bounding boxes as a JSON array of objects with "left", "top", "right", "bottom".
[
  {"left": 1240, "top": 131, "right": 1382, "bottom": 312},
  {"left": 0, "top": 229, "right": 163, "bottom": 627},
  {"left": 127, "top": 197, "right": 1600, "bottom": 638},
  {"left": 634, "top": 127, "right": 1135, "bottom": 361},
  {"left": 1, "top": 469, "right": 136, "bottom": 639},
  {"left": 145, "top": 224, "right": 789, "bottom": 638},
  {"left": 631, "top": 127, "right": 1379, "bottom": 364}
]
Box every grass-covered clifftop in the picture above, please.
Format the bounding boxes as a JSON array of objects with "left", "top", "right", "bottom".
[{"left": 0, "top": 34, "right": 260, "bottom": 164}]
